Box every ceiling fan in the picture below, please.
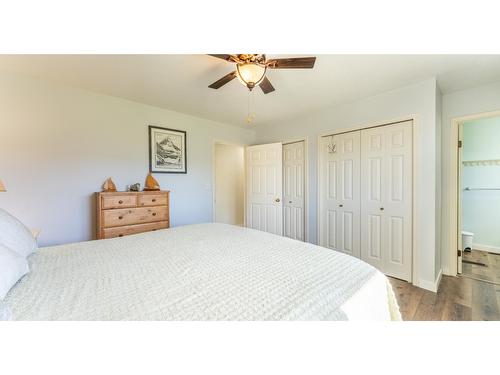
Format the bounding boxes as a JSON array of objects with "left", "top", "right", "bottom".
[{"left": 208, "top": 54, "right": 316, "bottom": 94}]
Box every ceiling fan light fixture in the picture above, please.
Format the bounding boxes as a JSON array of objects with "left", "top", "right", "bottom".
[{"left": 236, "top": 63, "right": 266, "bottom": 90}]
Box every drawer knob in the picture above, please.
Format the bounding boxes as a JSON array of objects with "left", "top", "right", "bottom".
[
  {"left": 118, "top": 216, "right": 123, "bottom": 220},
  {"left": 152, "top": 212, "right": 157, "bottom": 216},
  {"left": 118, "top": 200, "right": 123, "bottom": 204},
  {"left": 152, "top": 198, "right": 156, "bottom": 202}
]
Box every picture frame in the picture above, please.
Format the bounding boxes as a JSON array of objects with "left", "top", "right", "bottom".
[{"left": 148, "top": 125, "right": 187, "bottom": 174}]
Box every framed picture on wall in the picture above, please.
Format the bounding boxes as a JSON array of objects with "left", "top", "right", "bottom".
[{"left": 149, "top": 125, "right": 187, "bottom": 173}]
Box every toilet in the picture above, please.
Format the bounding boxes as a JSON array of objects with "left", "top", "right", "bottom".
[{"left": 462, "top": 231, "right": 474, "bottom": 252}]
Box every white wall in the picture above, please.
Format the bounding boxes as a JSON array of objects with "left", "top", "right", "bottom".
[
  {"left": 214, "top": 143, "right": 245, "bottom": 226},
  {"left": 461, "top": 117, "right": 500, "bottom": 251},
  {"left": 254, "top": 78, "right": 440, "bottom": 287},
  {"left": 441, "top": 80, "right": 500, "bottom": 274},
  {"left": 0, "top": 71, "right": 255, "bottom": 246}
]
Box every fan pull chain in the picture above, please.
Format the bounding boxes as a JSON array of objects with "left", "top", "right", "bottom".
[{"left": 246, "top": 90, "right": 255, "bottom": 124}]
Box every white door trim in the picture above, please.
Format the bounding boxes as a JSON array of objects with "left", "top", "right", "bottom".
[
  {"left": 317, "top": 115, "right": 420, "bottom": 287},
  {"left": 446, "top": 109, "right": 500, "bottom": 276},
  {"left": 282, "top": 137, "right": 309, "bottom": 242},
  {"left": 212, "top": 139, "right": 247, "bottom": 225}
]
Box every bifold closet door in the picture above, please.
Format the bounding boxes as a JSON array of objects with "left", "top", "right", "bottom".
[
  {"left": 283, "top": 141, "right": 305, "bottom": 241},
  {"left": 360, "top": 121, "right": 412, "bottom": 281},
  {"left": 319, "top": 131, "right": 361, "bottom": 258}
]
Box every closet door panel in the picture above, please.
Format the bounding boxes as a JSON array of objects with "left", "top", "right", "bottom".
[
  {"left": 320, "top": 137, "right": 333, "bottom": 247},
  {"left": 382, "top": 121, "right": 412, "bottom": 280},
  {"left": 337, "top": 132, "right": 361, "bottom": 258},
  {"left": 326, "top": 209, "right": 338, "bottom": 249},
  {"left": 368, "top": 157, "right": 382, "bottom": 201},
  {"left": 360, "top": 126, "right": 386, "bottom": 270},
  {"left": 327, "top": 160, "right": 338, "bottom": 199},
  {"left": 320, "top": 136, "right": 339, "bottom": 248},
  {"left": 342, "top": 159, "right": 354, "bottom": 200},
  {"left": 388, "top": 216, "right": 404, "bottom": 264},
  {"left": 368, "top": 214, "right": 382, "bottom": 259},
  {"left": 283, "top": 141, "right": 305, "bottom": 241},
  {"left": 320, "top": 132, "right": 360, "bottom": 258},
  {"left": 360, "top": 121, "right": 412, "bottom": 281},
  {"left": 342, "top": 211, "right": 354, "bottom": 253}
]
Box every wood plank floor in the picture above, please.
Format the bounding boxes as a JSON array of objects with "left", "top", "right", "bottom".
[
  {"left": 389, "top": 249, "right": 500, "bottom": 320},
  {"left": 462, "top": 249, "right": 500, "bottom": 285},
  {"left": 389, "top": 275, "right": 500, "bottom": 320}
]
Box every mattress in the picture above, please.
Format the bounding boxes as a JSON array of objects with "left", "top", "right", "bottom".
[{"left": 4, "top": 223, "right": 401, "bottom": 320}]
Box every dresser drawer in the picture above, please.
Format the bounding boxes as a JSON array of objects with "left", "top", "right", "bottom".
[
  {"left": 101, "top": 194, "right": 137, "bottom": 209},
  {"left": 102, "top": 206, "right": 168, "bottom": 227},
  {"left": 138, "top": 193, "right": 168, "bottom": 207},
  {"left": 101, "top": 221, "right": 169, "bottom": 239}
]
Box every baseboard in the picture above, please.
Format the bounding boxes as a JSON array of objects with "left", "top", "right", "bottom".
[
  {"left": 435, "top": 269, "right": 443, "bottom": 291},
  {"left": 418, "top": 269, "right": 442, "bottom": 293},
  {"left": 472, "top": 243, "right": 500, "bottom": 254},
  {"left": 442, "top": 266, "right": 452, "bottom": 276}
]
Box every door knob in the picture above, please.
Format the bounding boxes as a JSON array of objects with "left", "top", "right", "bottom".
[
  {"left": 339, "top": 204, "right": 343, "bottom": 207},
  {"left": 275, "top": 198, "right": 281, "bottom": 203},
  {"left": 380, "top": 207, "right": 384, "bottom": 211},
  {"left": 289, "top": 200, "right": 292, "bottom": 204}
]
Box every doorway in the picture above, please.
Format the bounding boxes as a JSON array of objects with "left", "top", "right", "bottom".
[
  {"left": 213, "top": 142, "right": 245, "bottom": 226},
  {"left": 457, "top": 115, "right": 500, "bottom": 284},
  {"left": 244, "top": 140, "right": 307, "bottom": 240}
]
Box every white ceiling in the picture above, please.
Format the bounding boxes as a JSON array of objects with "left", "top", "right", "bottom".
[{"left": 1, "top": 54, "right": 500, "bottom": 127}]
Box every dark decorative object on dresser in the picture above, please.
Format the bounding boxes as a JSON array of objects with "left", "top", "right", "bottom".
[{"left": 129, "top": 183, "right": 141, "bottom": 191}]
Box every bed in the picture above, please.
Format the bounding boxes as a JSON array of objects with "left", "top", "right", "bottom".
[{"left": 4, "top": 223, "right": 401, "bottom": 320}]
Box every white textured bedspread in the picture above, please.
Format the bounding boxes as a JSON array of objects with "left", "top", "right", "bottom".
[{"left": 5, "top": 223, "right": 400, "bottom": 320}]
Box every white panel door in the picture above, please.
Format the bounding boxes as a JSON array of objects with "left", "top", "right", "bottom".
[
  {"left": 246, "top": 143, "right": 283, "bottom": 235},
  {"left": 283, "top": 141, "right": 305, "bottom": 241},
  {"left": 360, "top": 121, "right": 412, "bottom": 281},
  {"left": 320, "top": 131, "right": 361, "bottom": 258}
]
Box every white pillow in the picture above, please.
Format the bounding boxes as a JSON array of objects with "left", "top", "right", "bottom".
[
  {"left": 0, "top": 300, "right": 13, "bottom": 321},
  {"left": 0, "top": 208, "right": 37, "bottom": 257},
  {"left": 0, "top": 243, "right": 30, "bottom": 300}
]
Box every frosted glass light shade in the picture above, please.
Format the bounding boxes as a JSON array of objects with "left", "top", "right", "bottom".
[{"left": 236, "top": 63, "right": 266, "bottom": 88}]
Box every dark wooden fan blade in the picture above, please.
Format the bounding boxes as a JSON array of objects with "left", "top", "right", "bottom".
[
  {"left": 267, "top": 57, "right": 316, "bottom": 69},
  {"left": 259, "top": 76, "right": 275, "bottom": 94},
  {"left": 208, "top": 54, "right": 234, "bottom": 62},
  {"left": 208, "top": 71, "right": 237, "bottom": 89}
]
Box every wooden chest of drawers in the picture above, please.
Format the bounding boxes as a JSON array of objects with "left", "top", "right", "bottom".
[{"left": 95, "top": 191, "right": 170, "bottom": 239}]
